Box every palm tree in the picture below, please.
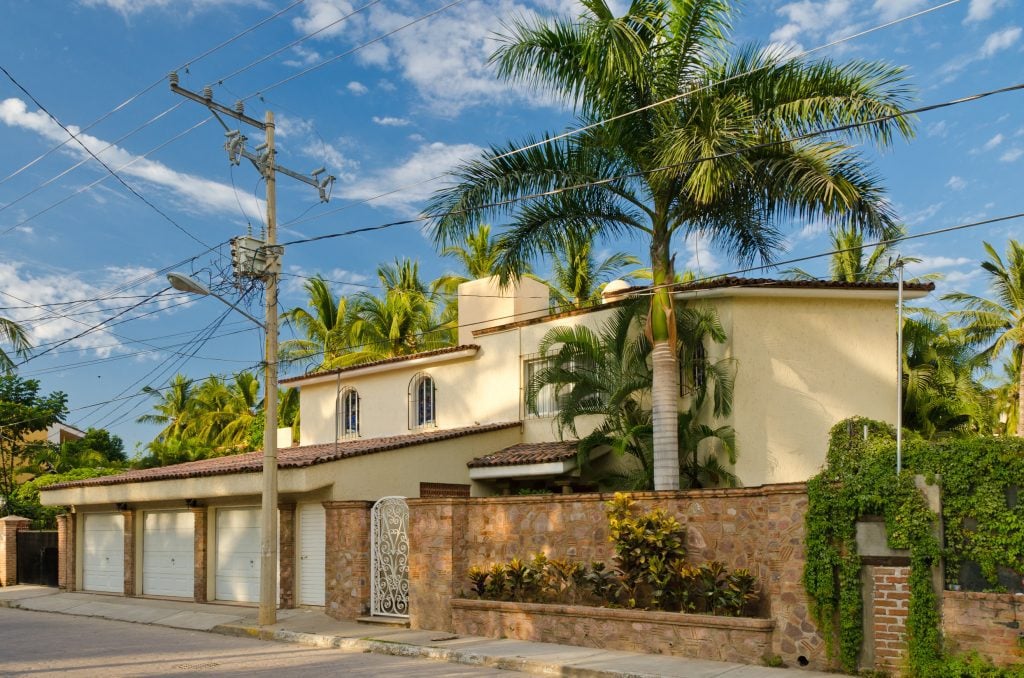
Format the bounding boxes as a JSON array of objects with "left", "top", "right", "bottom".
[
  {"left": 438, "top": 223, "right": 506, "bottom": 284},
  {"left": 280, "top": 276, "right": 352, "bottom": 373},
  {"left": 348, "top": 259, "right": 452, "bottom": 362},
  {"left": 991, "top": 354, "right": 1021, "bottom": 436},
  {"left": 136, "top": 374, "right": 196, "bottom": 444},
  {"left": 427, "top": 1, "right": 912, "bottom": 489},
  {"left": 190, "top": 372, "right": 262, "bottom": 450},
  {"left": 785, "top": 226, "right": 923, "bottom": 282},
  {"left": 0, "top": 316, "right": 31, "bottom": 374},
  {"left": 944, "top": 240, "right": 1024, "bottom": 436},
  {"left": 541, "top": 225, "right": 641, "bottom": 310},
  {"left": 528, "top": 298, "right": 735, "bottom": 490}
]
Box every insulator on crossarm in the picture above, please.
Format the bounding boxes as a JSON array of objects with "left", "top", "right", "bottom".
[
  {"left": 235, "top": 100, "right": 244, "bottom": 115},
  {"left": 203, "top": 86, "right": 213, "bottom": 100},
  {"left": 168, "top": 72, "right": 179, "bottom": 86}
]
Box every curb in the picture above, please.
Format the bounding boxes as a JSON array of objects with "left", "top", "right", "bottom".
[{"left": 210, "top": 623, "right": 658, "bottom": 678}]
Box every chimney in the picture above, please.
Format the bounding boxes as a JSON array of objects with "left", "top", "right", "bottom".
[{"left": 457, "top": 276, "right": 550, "bottom": 345}]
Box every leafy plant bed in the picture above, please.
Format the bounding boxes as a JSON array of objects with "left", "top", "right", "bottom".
[{"left": 451, "top": 598, "right": 775, "bottom": 664}]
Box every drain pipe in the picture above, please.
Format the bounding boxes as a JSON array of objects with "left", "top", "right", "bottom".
[{"left": 896, "top": 258, "right": 905, "bottom": 475}]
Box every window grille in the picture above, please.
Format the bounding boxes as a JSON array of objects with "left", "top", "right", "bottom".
[
  {"left": 681, "top": 341, "right": 707, "bottom": 395},
  {"left": 338, "top": 387, "right": 360, "bottom": 438},
  {"left": 408, "top": 373, "right": 436, "bottom": 429},
  {"left": 524, "top": 356, "right": 558, "bottom": 418}
]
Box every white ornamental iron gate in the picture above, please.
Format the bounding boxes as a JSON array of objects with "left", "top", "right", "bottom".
[{"left": 370, "top": 496, "right": 410, "bottom": 617}]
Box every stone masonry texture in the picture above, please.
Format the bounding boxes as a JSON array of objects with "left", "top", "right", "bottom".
[
  {"left": 324, "top": 500, "right": 371, "bottom": 620},
  {"left": 942, "top": 591, "right": 1024, "bottom": 666},
  {"left": 278, "top": 503, "right": 296, "bottom": 609},
  {"left": 407, "top": 485, "right": 825, "bottom": 669},
  {"left": 191, "top": 508, "right": 207, "bottom": 603},
  {"left": 122, "top": 510, "right": 136, "bottom": 597},
  {"left": 0, "top": 516, "right": 31, "bottom": 586}
]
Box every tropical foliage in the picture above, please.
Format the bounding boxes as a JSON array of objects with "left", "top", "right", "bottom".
[
  {"left": 527, "top": 298, "right": 736, "bottom": 490},
  {"left": 0, "top": 314, "right": 30, "bottom": 375},
  {"left": 0, "top": 374, "right": 68, "bottom": 513},
  {"left": 785, "top": 226, "right": 923, "bottom": 283},
  {"left": 427, "top": 0, "right": 914, "bottom": 489}
]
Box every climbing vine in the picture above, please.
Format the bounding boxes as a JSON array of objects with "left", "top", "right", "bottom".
[{"left": 805, "top": 418, "right": 1024, "bottom": 675}]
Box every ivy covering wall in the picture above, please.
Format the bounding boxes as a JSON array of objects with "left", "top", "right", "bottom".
[{"left": 803, "top": 417, "right": 1024, "bottom": 676}]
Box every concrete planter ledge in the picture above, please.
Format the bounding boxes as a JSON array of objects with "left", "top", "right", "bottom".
[{"left": 451, "top": 598, "right": 775, "bottom": 665}]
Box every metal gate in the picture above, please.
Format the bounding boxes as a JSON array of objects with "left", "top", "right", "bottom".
[
  {"left": 17, "top": 530, "right": 58, "bottom": 586},
  {"left": 370, "top": 496, "right": 409, "bottom": 617}
]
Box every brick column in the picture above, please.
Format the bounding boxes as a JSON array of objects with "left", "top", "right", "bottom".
[
  {"left": 191, "top": 507, "right": 207, "bottom": 603},
  {"left": 865, "top": 564, "right": 910, "bottom": 671},
  {"left": 0, "top": 515, "right": 31, "bottom": 586},
  {"left": 323, "top": 500, "right": 371, "bottom": 620},
  {"left": 121, "top": 510, "right": 136, "bottom": 596},
  {"left": 56, "top": 513, "right": 76, "bottom": 591},
  {"left": 278, "top": 503, "right": 296, "bottom": 609},
  {"left": 407, "top": 498, "right": 467, "bottom": 632}
]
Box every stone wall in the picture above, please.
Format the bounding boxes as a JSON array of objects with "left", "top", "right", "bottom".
[
  {"left": 452, "top": 599, "right": 775, "bottom": 663},
  {"left": 278, "top": 504, "right": 296, "bottom": 609},
  {"left": 408, "top": 484, "right": 824, "bottom": 668},
  {"left": 0, "top": 515, "right": 31, "bottom": 586},
  {"left": 122, "top": 510, "right": 135, "bottom": 596},
  {"left": 943, "top": 591, "right": 1024, "bottom": 666},
  {"left": 324, "top": 500, "right": 371, "bottom": 620},
  {"left": 56, "top": 513, "right": 75, "bottom": 591},
  {"left": 191, "top": 508, "right": 206, "bottom": 602}
]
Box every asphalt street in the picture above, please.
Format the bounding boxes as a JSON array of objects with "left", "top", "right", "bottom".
[{"left": 0, "top": 608, "right": 518, "bottom": 677}]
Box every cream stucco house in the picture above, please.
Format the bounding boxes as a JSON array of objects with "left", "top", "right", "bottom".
[{"left": 39, "top": 275, "right": 930, "bottom": 612}]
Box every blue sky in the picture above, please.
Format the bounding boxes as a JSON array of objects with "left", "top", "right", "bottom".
[{"left": 0, "top": 0, "right": 1021, "bottom": 452}]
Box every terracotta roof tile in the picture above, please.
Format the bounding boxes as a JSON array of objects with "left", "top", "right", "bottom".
[
  {"left": 467, "top": 441, "right": 578, "bottom": 468},
  {"left": 280, "top": 344, "right": 479, "bottom": 385},
  {"left": 44, "top": 422, "right": 521, "bottom": 491}
]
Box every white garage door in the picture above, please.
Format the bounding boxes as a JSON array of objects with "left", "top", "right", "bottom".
[
  {"left": 215, "top": 508, "right": 261, "bottom": 603},
  {"left": 142, "top": 511, "right": 194, "bottom": 598},
  {"left": 83, "top": 513, "right": 124, "bottom": 593},
  {"left": 298, "top": 504, "right": 326, "bottom": 606}
]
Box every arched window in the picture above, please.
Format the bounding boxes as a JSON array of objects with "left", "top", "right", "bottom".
[
  {"left": 338, "top": 387, "right": 360, "bottom": 439},
  {"left": 409, "top": 373, "right": 436, "bottom": 429}
]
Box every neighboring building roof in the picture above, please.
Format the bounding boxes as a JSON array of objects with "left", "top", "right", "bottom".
[
  {"left": 467, "top": 441, "right": 578, "bottom": 468},
  {"left": 279, "top": 344, "right": 480, "bottom": 386},
  {"left": 44, "top": 422, "right": 521, "bottom": 491},
  {"left": 475, "top": 276, "right": 935, "bottom": 336}
]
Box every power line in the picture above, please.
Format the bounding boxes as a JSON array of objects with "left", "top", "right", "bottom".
[
  {"left": 0, "top": 0, "right": 308, "bottom": 190},
  {"left": 0, "top": 65, "right": 212, "bottom": 248},
  {"left": 280, "top": 82, "right": 1024, "bottom": 249},
  {"left": 282, "top": 0, "right": 961, "bottom": 229}
]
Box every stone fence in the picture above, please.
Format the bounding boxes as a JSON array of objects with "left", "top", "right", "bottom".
[{"left": 406, "top": 484, "right": 825, "bottom": 669}]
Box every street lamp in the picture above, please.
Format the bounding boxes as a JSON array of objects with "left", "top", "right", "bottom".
[{"left": 166, "top": 271, "right": 279, "bottom": 625}]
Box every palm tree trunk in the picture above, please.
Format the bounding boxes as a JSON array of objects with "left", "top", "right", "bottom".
[
  {"left": 650, "top": 236, "right": 679, "bottom": 490},
  {"left": 1017, "top": 350, "right": 1024, "bottom": 437}
]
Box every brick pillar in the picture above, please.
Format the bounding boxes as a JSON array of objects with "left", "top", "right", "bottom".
[
  {"left": 56, "top": 513, "right": 77, "bottom": 591},
  {"left": 191, "top": 507, "right": 207, "bottom": 603},
  {"left": 323, "top": 500, "right": 371, "bottom": 620},
  {"left": 865, "top": 564, "right": 911, "bottom": 671},
  {"left": 278, "top": 503, "right": 296, "bottom": 609},
  {"left": 122, "top": 510, "right": 136, "bottom": 596},
  {"left": 407, "top": 498, "right": 467, "bottom": 632},
  {"left": 0, "top": 515, "right": 31, "bottom": 586}
]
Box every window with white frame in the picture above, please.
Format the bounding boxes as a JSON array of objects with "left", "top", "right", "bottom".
[
  {"left": 409, "top": 373, "right": 436, "bottom": 429},
  {"left": 338, "top": 387, "right": 360, "bottom": 438},
  {"left": 524, "top": 356, "right": 558, "bottom": 418}
]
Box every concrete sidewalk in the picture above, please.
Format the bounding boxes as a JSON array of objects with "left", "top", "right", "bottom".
[{"left": 0, "top": 586, "right": 830, "bottom": 677}]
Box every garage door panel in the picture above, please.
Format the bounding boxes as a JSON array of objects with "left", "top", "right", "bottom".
[
  {"left": 142, "top": 511, "right": 194, "bottom": 598},
  {"left": 216, "top": 508, "right": 261, "bottom": 603},
  {"left": 298, "top": 504, "right": 325, "bottom": 606},
  {"left": 83, "top": 514, "right": 124, "bottom": 594}
]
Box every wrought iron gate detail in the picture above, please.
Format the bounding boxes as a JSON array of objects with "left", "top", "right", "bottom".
[{"left": 370, "top": 496, "right": 409, "bottom": 617}]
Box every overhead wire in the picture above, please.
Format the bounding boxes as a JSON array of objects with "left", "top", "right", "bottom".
[
  {"left": 279, "top": 82, "right": 1024, "bottom": 249},
  {"left": 281, "top": 0, "right": 963, "bottom": 229}
]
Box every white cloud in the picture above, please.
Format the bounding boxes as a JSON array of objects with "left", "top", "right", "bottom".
[
  {"left": 681, "top": 232, "right": 721, "bottom": 274},
  {"left": 282, "top": 264, "right": 370, "bottom": 298},
  {"left": 905, "top": 202, "right": 944, "bottom": 226},
  {"left": 299, "top": 141, "right": 358, "bottom": 182},
  {"left": 282, "top": 44, "right": 322, "bottom": 68},
  {"left": 926, "top": 120, "right": 949, "bottom": 138},
  {"left": 291, "top": 0, "right": 363, "bottom": 39},
  {"left": 904, "top": 255, "right": 972, "bottom": 276},
  {"left": 871, "top": 0, "right": 928, "bottom": 22},
  {"left": 983, "top": 133, "right": 1005, "bottom": 150},
  {"left": 338, "top": 141, "right": 484, "bottom": 213},
  {"left": 979, "top": 25, "right": 1021, "bottom": 57},
  {"left": 770, "top": 0, "right": 853, "bottom": 49},
  {"left": 945, "top": 176, "right": 968, "bottom": 191},
  {"left": 346, "top": 81, "right": 368, "bottom": 95},
  {"left": 1000, "top": 147, "right": 1024, "bottom": 162},
  {"left": 372, "top": 116, "right": 411, "bottom": 127},
  {"left": 0, "top": 260, "right": 183, "bottom": 357},
  {"left": 966, "top": 0, "right": 1009, "bottom": 23},
  {"left": 0, "top": 97, "right": 264, "bottom": 219},
  {"left": 81, "top": 0, "right": 251, "bottom": 15},
  {"left": 274, "top": 114, "right": 314, "bottom": 139}
]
